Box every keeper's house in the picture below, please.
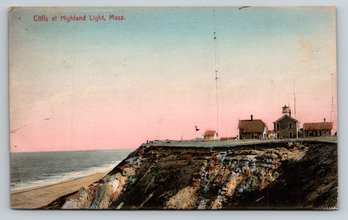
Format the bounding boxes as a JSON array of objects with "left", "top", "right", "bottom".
[{"left": 238, "top": 115, "right": 268, "bottom": 140}]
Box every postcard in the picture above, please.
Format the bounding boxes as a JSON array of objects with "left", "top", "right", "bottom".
[{"left": 9, "top": 6, "right": 337, "bottom": 210}]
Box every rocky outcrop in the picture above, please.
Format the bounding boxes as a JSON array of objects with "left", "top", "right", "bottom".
[{"left": 44, "top": 140, "right": 338, "bottom": 210}]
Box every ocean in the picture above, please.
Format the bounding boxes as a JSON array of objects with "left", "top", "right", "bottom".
[{"left": 10, "top": 149, "right": 132, "bottom": 192}]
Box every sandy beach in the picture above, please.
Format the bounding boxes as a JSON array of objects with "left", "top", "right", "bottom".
[{"left": 11, "top": 171, "right": 108, "bottom": 209}]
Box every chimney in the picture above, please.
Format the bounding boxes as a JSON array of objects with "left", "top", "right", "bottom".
[
  {"left": 250, "top": 115, "right": 253, "bottom": 121},
  {"left": 324, "top": 118, "right": 326, "bottom": 122}
]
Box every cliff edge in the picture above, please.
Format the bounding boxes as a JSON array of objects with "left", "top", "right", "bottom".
[{"left": 44, "top": 139, "right": 338, "bottom": 210}]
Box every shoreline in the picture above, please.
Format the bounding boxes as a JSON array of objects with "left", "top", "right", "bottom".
[
  {"left": 11, "top": 171, "right": 109, "bottom": 209},
  {"left": 11, "top": 170, "right": 109, "bottom": 194},
  {"left": 10, "top": 163, "right": 119, "bottom": 194}
]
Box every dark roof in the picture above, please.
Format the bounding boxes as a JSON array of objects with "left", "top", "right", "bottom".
[
  {"left": 238, "top": 119, "right": 267, "bottom": 133},
  {"left": 204, "top": 130, "right": 217, "bottom": 136},
  {"left": 303, "top": 122, "right": 333, "bottom": 131},
  {"left": 273, "top": 115, "right": 298, "bottom": 123}
]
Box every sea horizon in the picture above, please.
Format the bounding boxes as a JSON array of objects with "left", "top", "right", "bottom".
[{"left": 10, "top": 147, "right": 136, "bottom": 154}]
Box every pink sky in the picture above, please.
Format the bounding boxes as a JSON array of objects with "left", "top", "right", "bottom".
[{"left": 9, "top": 7, "right": 337, "bottom": 152}]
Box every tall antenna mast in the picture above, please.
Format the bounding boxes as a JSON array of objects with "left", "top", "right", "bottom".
[
  {"left": 330, "top": 73, "right": 334, "bottom": 122},
  {"left": 294, "top": 92, "right": 296, "bottom": 117},
  {"left": 293, "top": 82, "right": 296, "bottom": 117},
  {"left": 213, "top": 9, "right": 219, "bottom": 137}
]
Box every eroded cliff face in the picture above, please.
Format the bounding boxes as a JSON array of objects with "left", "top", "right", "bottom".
[{"left": 45, "top": 140, "right": 337, "bottom": 210}]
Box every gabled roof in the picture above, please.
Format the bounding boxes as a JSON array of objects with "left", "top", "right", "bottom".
[
  {"left": 238, "top": 119, "right": 267, "bottom": 133},
  {"left": 273, "top": 115, "right": 298, "bottom": 123},
  {"left": 204, "top": 130, "right": 217, "bottom": 136},
  {"left": 303, "top": 122, "right": 333, "bottom": 131}
]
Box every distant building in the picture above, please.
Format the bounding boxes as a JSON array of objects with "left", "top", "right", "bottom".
[
  {"left": 298, "top": 128, "right": 304, "bottom": 138},
  {"left": 273, "top": 105, "right": 300, "bottom": 139},
  {"left": 220, "top": 136, "right": 238, "bottom": 141},
  {"left": 303, "top": 118, "right": 333, "bottom": 137},
  {"left": 268, "top": 130, "right": 275, "bottom": 140},
  {"left": 203, "top": 130, "right": 218, "bottom": 141},
  {"left": 238, "top": 115, "right": 268, "bottom": 139}
]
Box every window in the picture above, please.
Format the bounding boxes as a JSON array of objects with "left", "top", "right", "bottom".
[
  {"left": 289, "top": 132, "right": 293, "bottom": 138},
  {"left": 289, "top": 122, "right": 292, "bottom": 129},
  {"left": 277, "top": 123, "right": 280, "bottom": 130}
]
